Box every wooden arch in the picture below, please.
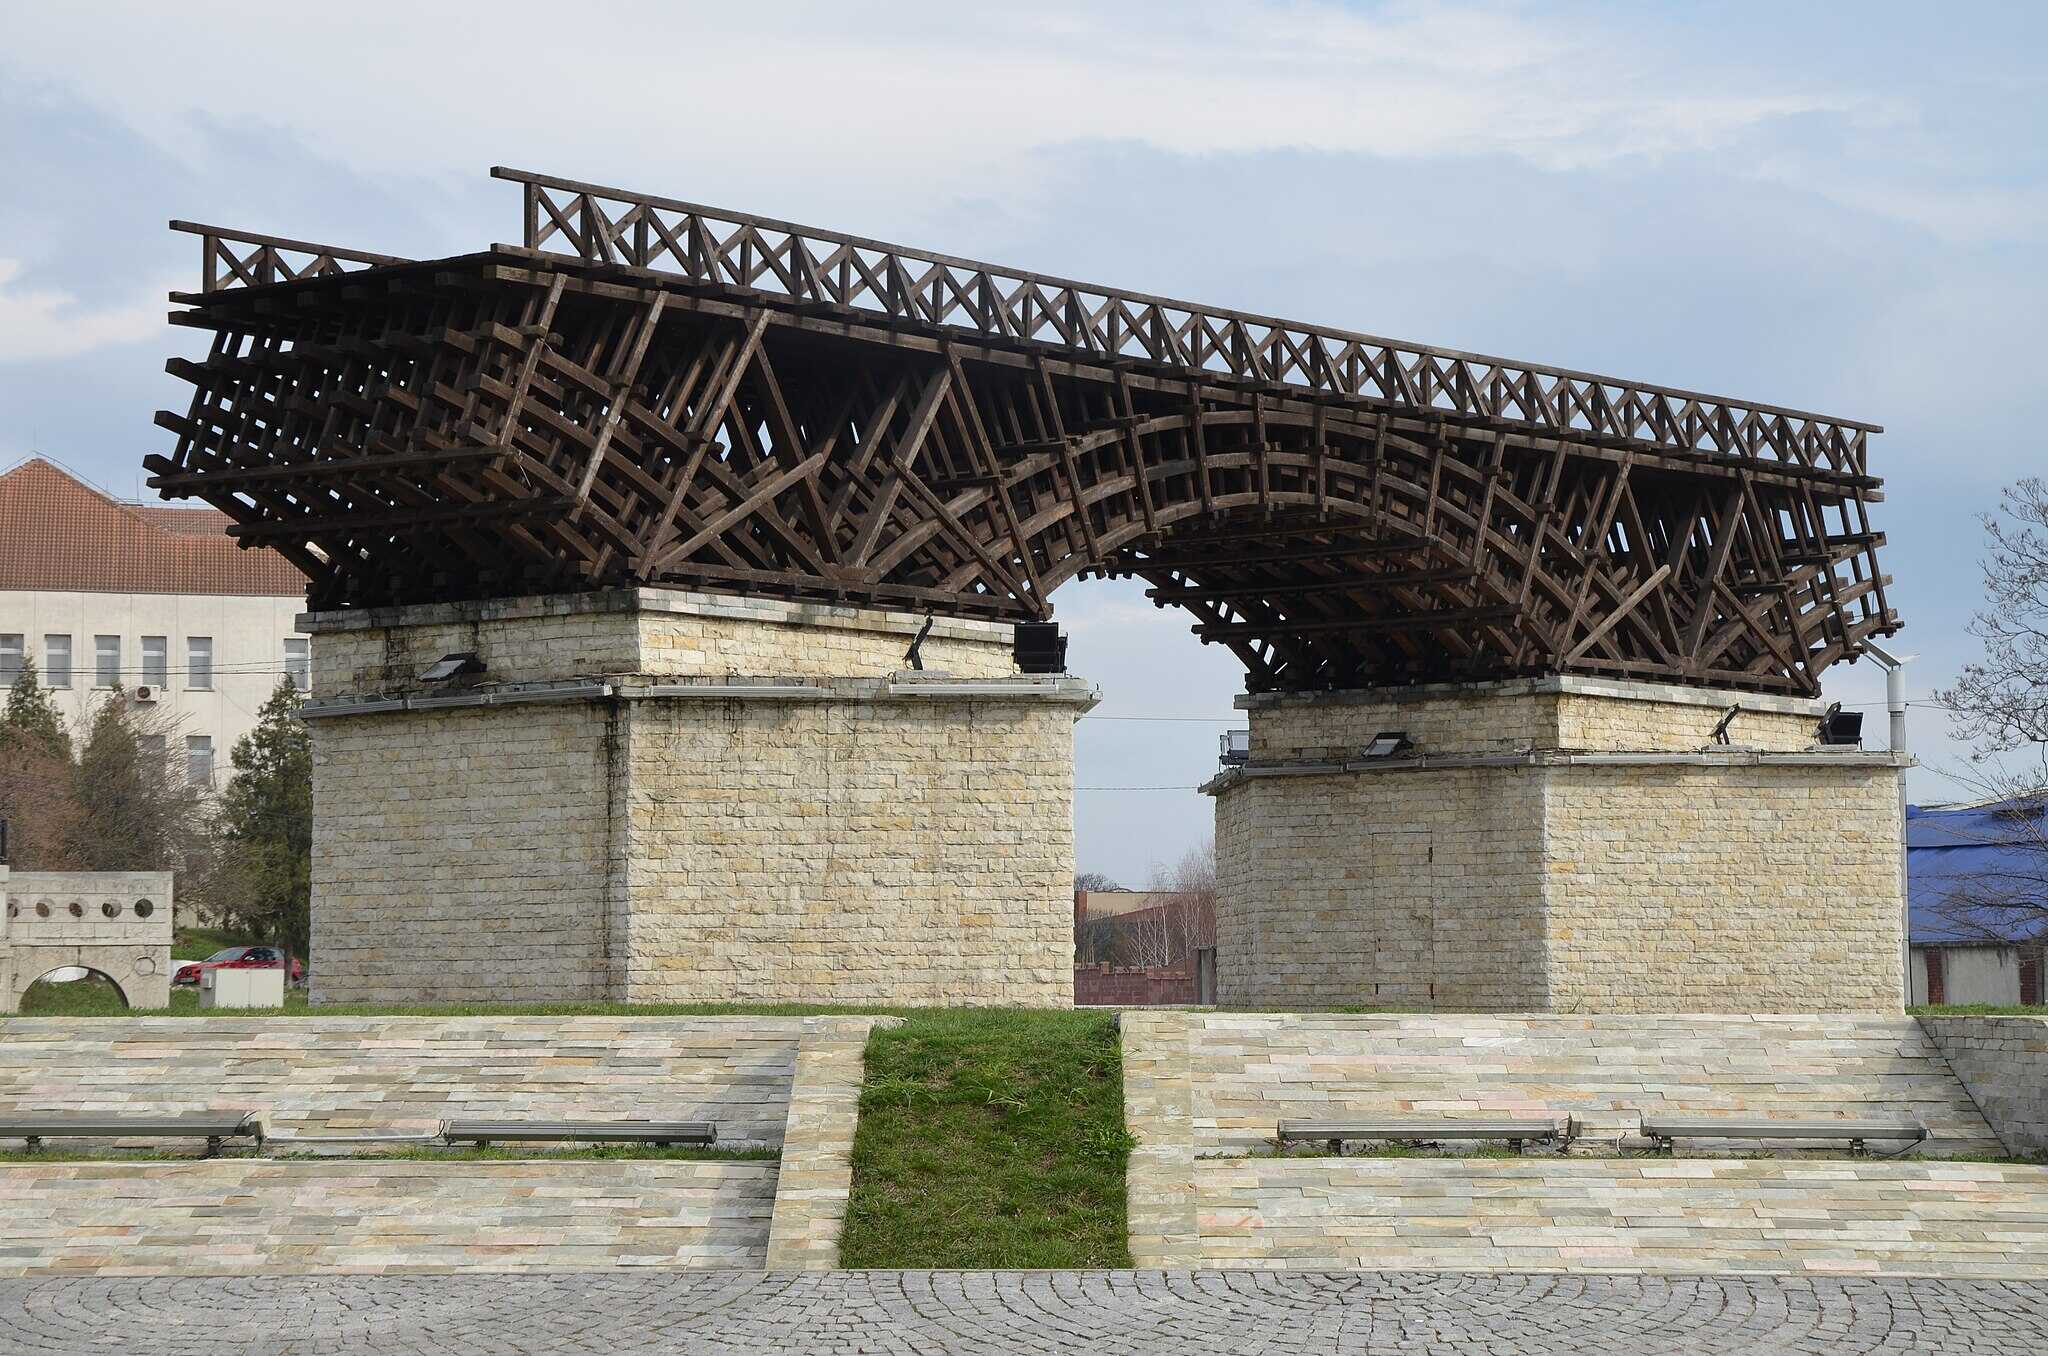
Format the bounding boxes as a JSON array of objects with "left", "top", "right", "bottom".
[{"left": 149, "top": 174, "right": 1896, "bottom": 697}]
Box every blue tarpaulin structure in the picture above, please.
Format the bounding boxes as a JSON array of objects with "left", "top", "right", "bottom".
[{"left": 1908, "top": 796, "right": 2047, "bottom": 944}]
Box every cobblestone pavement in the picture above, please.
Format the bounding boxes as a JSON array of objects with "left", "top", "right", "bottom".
[{"left": 4, "top": 1270, "right": 2046, "bottom": 1355}]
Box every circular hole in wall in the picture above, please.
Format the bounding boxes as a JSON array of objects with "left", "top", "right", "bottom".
[
  {"left": 67, "top": 901, "right": 84, "bottom": 918},
  {"left": 134, "top": 899, "right": 155, "bottom": 919},
  {"left": 134, "top": 956, "right": 157, "bottom": 976},
  {"left": 5, "top": 902, "right": 16, "bottom": 918},
  {"left": 35, "top": 901, "right": 51, "bottom": 918},
  {"left": 101, "top": 901, "right": 121, "bottom": 919}
]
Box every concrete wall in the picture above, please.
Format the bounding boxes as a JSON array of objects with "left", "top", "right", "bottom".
[
  {"left": 0, "top": 589, "right": 305, "bottom": 780},
  {"left": 1912, "top": 944, "right": 2023, "bottom": 1007},
  {"left": 1920, "top": 1015, "right": 2048, "bottom": 1155},
  {"left": 304, "top": 590, "right": 1090, "bottom": 1007},
  {"left": 1210, "top": 677, "right": 1906, "bottom": 1013},
  {"left": 0, "top": 869, "right": 173, "bottom": 1012}
]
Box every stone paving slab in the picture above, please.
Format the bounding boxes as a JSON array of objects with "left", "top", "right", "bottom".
[
  {"left": 0, "top": 1160, "right": 775, "bottom": 1275},
  {"left": 765, "top": 1017, "right": 893, "bottom": 1269},
  {"left": 1, "top": 1269, "right": 2044, "bottom": 1354},
  {"left": 1197, "top": 1156, "right": 2048, "bottom": 1277},
  {"left": 0, "top": 1017, "right": 809, "bottom": 1145}
]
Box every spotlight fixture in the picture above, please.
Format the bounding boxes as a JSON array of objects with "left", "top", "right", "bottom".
[
  {"left": 1361, "top": 730, "right": 1412, "bottom": 759},
  {"left": 1816, "top": 702, "right": 1863, "bottom": 747},
  {"left": 1218, "top": 729, "right": 1250, "bottom": 766},
  {"left": 420, "top": 652, "right": 486, "bottom": 683},
  {"left": 1013, "top": 622, "right": 1067, "bottom": 675}
]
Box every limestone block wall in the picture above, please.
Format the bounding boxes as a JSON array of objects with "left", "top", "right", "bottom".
[
  {"left": 311, "top": 704, "right": 619, "bottom": 1005},
  {"left": 0, "top": 870, "right": 173, "bottom": 1012},
  {"left": 1215, "top": 767, "right": 1547, "bottom": 1010},
  {"left": 1211, "top": 677, "right": 1905, "bottom": 1013},
  {"left": 1544, "top": 763, "right": 1903, "bottom": 1012},
  {"left": 0, "top": 1016, "right": 817, "bottom": 1143},
  {"left": 1244, "top": 676, "right": 1822, "bottom": 762},
  {"left": 623, "top": 695, "right": 1076, "bottom": 1006},
  {"left": 304, "top": 589, "right": 1088, "bottom": 1006},
  {"left": 1920, "top": 1016, "right": 2048, "bottom": 1155},
  {"left": 0, "top": 1159, "right": 777, "bottom": 1274},
  {"left": 1125, "top": 1011, "right": 1999, "bottom": 1157},
  {"left": 1189, "top": 1156, "right": 2048, "bottom": 1276},
  {"left": 307, "top": 588, "right": 1017, "bottom": 696},
  {"left": 1121, "top": 1012, "right": 2019, "bottom": 1271}
]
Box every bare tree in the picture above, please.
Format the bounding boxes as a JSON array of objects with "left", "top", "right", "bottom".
[
  {"left": 1111, "top": 840, "right": 1219, "bottom": 969},
  {"left": 1936, "top": 477, "right": 2048, "bottom": 941},
  {"left": 0, "top": 739, "right": 82, "bottom": 868}
]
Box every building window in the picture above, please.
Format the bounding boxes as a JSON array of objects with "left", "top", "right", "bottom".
[
  {"left": 187, "top": 636, "right": 213, "bottom": 691},
  {"left": 0, "top": 634, "right": 20, "bottom": 687},
  {"left": 44, "top": 635, "right": 71, "bottom": 689},
  {"left": 142, "top": 636, "right": 168, "bottom": 688},
  {"left": 185, "top": 735, "right": 214, "bottom": 787},
  {"left": 95, "top": 635, "right": 121, "bottom": 688},
  {"left": 141, "top": 734, "right": 167, "bottom": 766},
  {"left": 284, "top": 637, "right": 311, "bottom": 693}
]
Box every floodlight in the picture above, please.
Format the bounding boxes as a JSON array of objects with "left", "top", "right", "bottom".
[
  {"left": 1361, "top": 731, "right": 1412, "bottom": 759},
  {"left": 1219, "top": 729, "right": 1250, "bottom": 766},
  {"left": 420, "top": 652, "right": 486, "bottom": 683},
  {"left": 1817, "top": 704, "right": 1863, "bottom": 747},
  {"left": 1013, "top": 622, "right": 1067, "bottom": 675}
]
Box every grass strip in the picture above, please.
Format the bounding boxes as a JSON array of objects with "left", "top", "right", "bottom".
[{"left": 839, "top": 1008, "right": 1134, "bottom": 1269}]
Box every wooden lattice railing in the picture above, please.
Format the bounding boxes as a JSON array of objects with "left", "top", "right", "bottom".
[
  {"left": 171, "top": 221, "right": 405, "bottom": 294},
  {"left": 491, "top": 166, "right": 1878, "bottom": 476}
]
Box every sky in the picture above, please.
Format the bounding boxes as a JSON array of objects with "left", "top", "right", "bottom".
[{"left": 2, "top": 1, "right": 2043, "bottom": 886}]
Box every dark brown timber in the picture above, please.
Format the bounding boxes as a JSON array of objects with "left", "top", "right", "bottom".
[{"left": 148, "top": 173, "right": 1898, "bottom": 695}]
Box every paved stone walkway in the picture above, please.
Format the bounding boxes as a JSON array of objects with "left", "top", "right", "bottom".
[{"left": 4, "top": 1270, "right": 2045, "bottom": 1354}]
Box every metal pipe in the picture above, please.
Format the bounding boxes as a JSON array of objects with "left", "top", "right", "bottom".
[{"left": 1862, "top": 640, "right": 1915, "bottom": 1009}]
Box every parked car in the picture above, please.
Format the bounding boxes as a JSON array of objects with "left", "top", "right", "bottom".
[{"left": 173, "top": 946, "right": 305, "bottom": 987}]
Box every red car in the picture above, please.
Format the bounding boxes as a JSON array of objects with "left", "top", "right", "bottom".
[{"left": 173, "top": 946, "right": 305, "bottom": 987}]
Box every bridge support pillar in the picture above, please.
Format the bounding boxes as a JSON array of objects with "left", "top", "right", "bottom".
[
  {"left": 1206, "top": 677, "right": 1908, "bottom": 1013},
  {"left": 302, "top": 590, "right": 1094, "bottom": 1007}
]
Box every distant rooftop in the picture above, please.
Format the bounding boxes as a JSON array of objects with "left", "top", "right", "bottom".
[
  {"left": 0, "top": 456, "right": 306, "bottom": 598},
  {"left": 1908, "top": 794, "right": 2048, "bottom": 945}
]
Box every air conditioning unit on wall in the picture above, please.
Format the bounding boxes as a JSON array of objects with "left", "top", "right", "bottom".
[{"left": 133, "top": 685, "right": 158, "bottom": 703}]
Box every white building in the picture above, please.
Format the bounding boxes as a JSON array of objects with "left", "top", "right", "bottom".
[{"left": 0, "top": 457, "right": 308, "bottom": 786}]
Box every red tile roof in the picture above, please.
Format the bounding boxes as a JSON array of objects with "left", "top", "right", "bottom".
[{"left": 0, "top": 457, "right": 307, "bottom": 598}]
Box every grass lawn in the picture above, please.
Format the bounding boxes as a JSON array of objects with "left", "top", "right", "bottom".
[{"left": 839, "top": 1008, "right": 1133, "bottom": 1269}]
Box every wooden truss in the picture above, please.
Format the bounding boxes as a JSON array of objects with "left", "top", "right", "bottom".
[{"left": 148, "top": 171, "right": 1898, "bottom": 696}]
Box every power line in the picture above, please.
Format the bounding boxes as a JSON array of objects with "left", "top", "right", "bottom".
[
  {"left": 1077, "top": 785, "right": 1202, "bottom": 791},
  {"left": 1079, "top": 714, "right": 1239, "bottom": 723}
]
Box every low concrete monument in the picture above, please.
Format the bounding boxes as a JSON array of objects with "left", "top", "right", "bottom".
[{"left": 0, "top": 868, "right": 174, "bottom": 1012}]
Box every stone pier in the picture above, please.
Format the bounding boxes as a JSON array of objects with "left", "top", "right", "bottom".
[
  {"left": 1206, "top": 677, "right": 1908, "bottom": 1012},
  {"left": 301, "top": 590, "right": 1094, "bottom": 1007}
]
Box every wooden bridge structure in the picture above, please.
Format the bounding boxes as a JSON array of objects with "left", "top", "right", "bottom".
[{"left": 148, "top": 168, "right": 1897, "bottom": 695}]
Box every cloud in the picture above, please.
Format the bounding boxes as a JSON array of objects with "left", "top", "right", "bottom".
[
  {"left": 0, "top": 2, "right": 1867, "bottom": 227},
  {"left": 0, "top": 259, "right": 164, "bottom": 363}
]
